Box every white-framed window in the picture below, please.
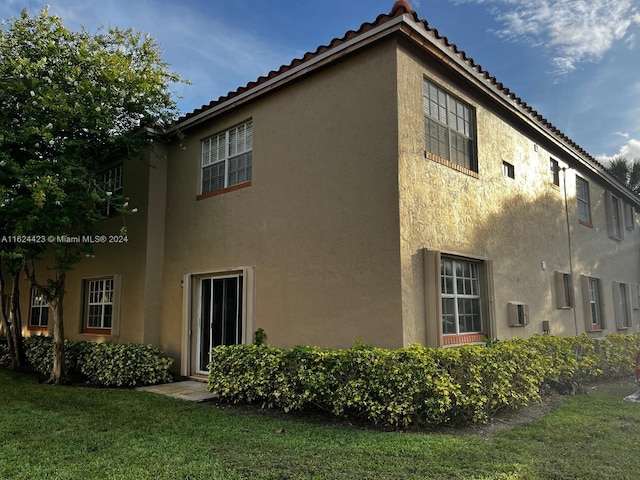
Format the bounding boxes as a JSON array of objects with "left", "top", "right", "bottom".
[
  {"left": 441, "top": 257, "right": 483, "bottom": 335},
  {"left": 201, "top": 120, "right": 253, "bottom": 194},
  {"left": 550, "top": 158, "right": 560, "bottom": 186},
  {"left": 605, "top": 192, "right": 623, "bottom": 240},
  {"left": 576, "top": 176, "right": 591, "bottom": 225},
  {"left": 82, "top": 276, "right": 120, "bottom": 334},
  {"left": 98, "top": 163, "right": 124, "bottom": 216},
  {"left": 29, "top": 288, "right": 49, "bottom": 328},
  {"left": 423, "top": 80, "right": 476, "bottom": 172},
  {"left": 581, "top": 276, "right": 603, "bottom": 331},
  {"left": 613, "top": 281, "right": 632, "bottom": 330}
]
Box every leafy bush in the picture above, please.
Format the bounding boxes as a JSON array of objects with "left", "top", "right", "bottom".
[
  {"left": 432, "top": 340, "right": 548, "bottom": 424},
  {"left": 24, "top": 336, "right": 97, "bottom": 378},
  {"left": 24, "top": 335, "right": 61, "bottom": 376},
  {"left": 207, "top": 334, "right": 640, "bottom": 427},
  {"left": 596, "top": 334, "right": 640, "bottom": 378},
  {"left": 80, "top": 343, "right": 173, "bottom": 387},
  {"left": 21, "top": 335, "right": 173, "bottom": 387},
  {"left": 0, "top": 336, "right": 11, "bottom": 368}
]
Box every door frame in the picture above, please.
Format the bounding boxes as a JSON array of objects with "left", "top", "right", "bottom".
[{"left": 181, "top": 267, "right": 255, "bottom": 377}]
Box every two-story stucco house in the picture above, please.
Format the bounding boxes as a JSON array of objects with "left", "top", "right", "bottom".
[{"left": 9, "top": 1, "right": 640, "bottom": 376}]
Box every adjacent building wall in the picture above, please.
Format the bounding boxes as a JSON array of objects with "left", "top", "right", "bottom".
[{"left": 395, "top": 39, "right": 640, "bottom": 347}]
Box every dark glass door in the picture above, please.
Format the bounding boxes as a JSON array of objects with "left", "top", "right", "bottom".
[{"left": 198, "top": 275, "right": 243, "bottom": 373}]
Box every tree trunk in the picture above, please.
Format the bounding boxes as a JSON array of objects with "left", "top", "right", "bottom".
[
  {"left": 48, "top": 274, "right": 66, "bottom": 384},
  {"left": 0, "top": 267, "right": 17, "bottom": 367},
  {"left": 9, "top": 273, "right": 26, "bottom": 369}
]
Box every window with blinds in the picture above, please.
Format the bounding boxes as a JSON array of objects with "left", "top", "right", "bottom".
[{"left": 201, "top": 120, "right": 253, "bottom": 194}]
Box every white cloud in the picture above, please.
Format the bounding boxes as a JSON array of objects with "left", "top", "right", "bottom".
[
  {"left": 598, "top": 138, "right": 640, "bottom": 163},
  {"left": 454, "top": 0, "right": 640, "bottom": 74},
  {"left": 620, "top": 138, "right": 640, "bottom": 158}
]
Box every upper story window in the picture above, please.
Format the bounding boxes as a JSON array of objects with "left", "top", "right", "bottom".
[
  {"left": 502, "top": 161, "right": 514, "bottom": 179},
  {"left": 550, "top": 158, "right": 560, "bottom": 186},
  {"left": 98, "top": 163, "right": 124, "bottom": 216},
  {"left": 624, "top": 203, "right": 635, "bottom": 231},
  {"left": 576, "top": 176, "right": 591, "bottom": 225},
  {"left": 423, "top": 80, "right": 476, "bottom": 173},
  {"left": 201, "top": 120, "right": 253, "bottom": 195},
  {"left": 605, "top": 192, "right": 623, "bottom": 240}
]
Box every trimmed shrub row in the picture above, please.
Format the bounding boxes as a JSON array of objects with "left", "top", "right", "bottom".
[
  {"left": 0, "top": 337, "right": 10, "bottom": 368},
  {"left": 22, "top": 335, "right": 173, "bottom": 387},
  {"left": 207, "top": 334, "right": 640, "bottom": 427}
]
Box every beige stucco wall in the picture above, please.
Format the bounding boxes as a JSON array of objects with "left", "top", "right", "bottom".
[
  {"left": 395, "top": 40, "right": 640, "bottom": 345},
  {"left": 160, "top": 41, "right": 405, "bottom": 371}
]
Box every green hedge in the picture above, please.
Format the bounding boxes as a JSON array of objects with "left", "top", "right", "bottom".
[
  {"left": 0, "top": 336, "right": 10, "bottom": 368},
  {"left": 207, "top": 334, "right": 640, "bottom": 427},
  {"left": 22, "top": 335, "right": 173, "bottom": 387},
  {"left": 80, "top": 343, "right": 173, "bottom": 387}
]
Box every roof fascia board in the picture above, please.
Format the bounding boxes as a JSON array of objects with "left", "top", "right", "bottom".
[
  {"left": 172, "top": 15, "right": 406, "bottom": 133},
  {"left": 399, "top": 16, "right": 640, "bottom": 207}
]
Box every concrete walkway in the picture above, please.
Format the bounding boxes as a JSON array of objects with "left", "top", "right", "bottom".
[{"left": 137, "top": 380, "right": 215, "bottom": 402}]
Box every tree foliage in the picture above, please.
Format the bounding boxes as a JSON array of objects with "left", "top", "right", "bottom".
[
  {"left": 606, "top": 156, "right": 640, "bottom": 196},
  {"left": 0, "top": 8, "right": 185, "bottom": 382}
]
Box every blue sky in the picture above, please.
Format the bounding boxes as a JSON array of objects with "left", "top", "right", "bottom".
[{"left": 1, "top": 0, "right": 639, "bottom": 162}]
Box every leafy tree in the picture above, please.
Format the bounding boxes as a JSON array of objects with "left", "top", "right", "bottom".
[
  {"left": 607, "top": 156, "right": 640, "bottom": 196},
  {"left": 0, "top": 8, "right": 184, "bottom": 382}
]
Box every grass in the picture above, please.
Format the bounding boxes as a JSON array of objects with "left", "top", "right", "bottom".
[{"left": 1, "top": 370, "right": 640, "bottom": 479}]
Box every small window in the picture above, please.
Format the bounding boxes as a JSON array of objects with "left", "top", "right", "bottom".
[
  {"left": 605, "top": 192, "right": 623, "bottom": 240},
  {"left": 82, "top": 276, "right": 119, "bottom": 335},
  {"left": 502, "top": 161, "right": 514, "bottom": 179},
  {"left": 555, "top": 271, "right": 573, "bottom": 309},
  {"left": 98, "top": 163, "right": 124, "bottom": 217},
  {"left": 576, "top": 176, "right": 591, "bottom": 225},
  {"left": 423, "top": 80, "right": 477, "bottom": 173},
  {"left": 508, "top": 302, "right": 529, "bottom": 327},
  {"left": 29, "top": 288, "right": 49, "bottom": 329},
  {"left": 201, "top": 120, "right": 253, "bottom": 195},
  {"left": 550, "top": 158, "right": 560, "bottom": 186}
]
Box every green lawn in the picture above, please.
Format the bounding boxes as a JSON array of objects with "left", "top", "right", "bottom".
[{"left": 1, "top": 370, "right": 639, "bottom": 479}]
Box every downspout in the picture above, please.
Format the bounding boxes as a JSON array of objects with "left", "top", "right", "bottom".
[{"left": 562, "top": 167, "right": 579, "bottom": 335}]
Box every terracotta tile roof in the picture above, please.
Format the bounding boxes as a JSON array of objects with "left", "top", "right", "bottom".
[
  {"left": 177, "top": 2, "right": 412, "bottom": 125},
  {"left": 176, "top": 1, "right": 607, "bottom": 173}
]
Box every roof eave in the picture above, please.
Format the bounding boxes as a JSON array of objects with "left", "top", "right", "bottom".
[{"left": 169, "top": 15, "right": 406, "bottom": 134}]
